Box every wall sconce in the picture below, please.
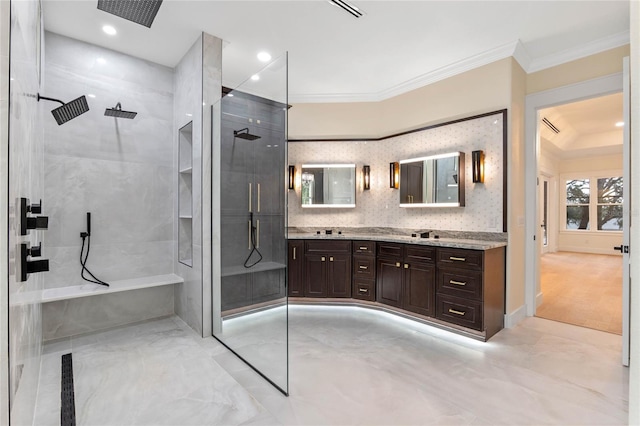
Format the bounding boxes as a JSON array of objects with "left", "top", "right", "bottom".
[
  {"left": 363, "top": 165, "right": 370, "bottom": 190},
  {"left": 288, "top": 165, "right": 296, "bottom": 190},
  {"left": 389, "top": 162, "right": 399, "bottom": 189},
  {"left": 472, "top": 150, "right": 485, "bottom": 183}
]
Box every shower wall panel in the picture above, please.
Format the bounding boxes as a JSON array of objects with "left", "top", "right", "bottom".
[{"left": 42, "top": 32, "right": 175, "bottom": 289}]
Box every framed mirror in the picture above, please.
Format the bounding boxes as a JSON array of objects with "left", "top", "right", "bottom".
[
  {"left": 301, "top": 164, "right": 356, "bottom": 208},
  {"left": 399, "top": 152, "right": 465, "bottom": 207}
]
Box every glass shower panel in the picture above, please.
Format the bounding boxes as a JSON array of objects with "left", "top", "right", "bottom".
[{"left": 214, "top": 53, "right": 288, "bottom": 394}]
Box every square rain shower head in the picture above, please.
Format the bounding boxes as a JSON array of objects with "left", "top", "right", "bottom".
[
  {"left": 97, "top": 0, "right": 163, "bottom": 28},
  {"left": 51, "top": 96, "right": 90, "bottom": 125}
]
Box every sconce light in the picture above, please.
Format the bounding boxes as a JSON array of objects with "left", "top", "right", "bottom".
[
  {"left": 472, "top": 150, "right": 485, "bottom": 183},
  {"left": 389, "top": 162, "right": 399, "bottom": 189},
  {"left": 363, "top": 165, "right": 370, "bottom": 190},
  {"left": 288, "top": 165, "right": 295, "bottom": 190}
]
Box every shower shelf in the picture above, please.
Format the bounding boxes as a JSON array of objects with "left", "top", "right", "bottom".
[
  {"left": 12, "top": 274, "right": 185, "bottom": 306},
  {"left": 222, "top": 261, "right": 286, "bottom": 278}
]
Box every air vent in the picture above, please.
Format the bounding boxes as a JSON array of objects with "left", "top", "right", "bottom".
[
  {"left": 97, "top": 0, "right": 163, "bottom": 28},
  {"left": 542, "top": 117, "right": 561, "bottom": 134},
  {"left": 329, "top": 0, "right": 363, "bottom": 18}
]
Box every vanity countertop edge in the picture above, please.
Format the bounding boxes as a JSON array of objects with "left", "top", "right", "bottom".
[{"left": 287, "top": 233, "right": 507, "bottom": 251}]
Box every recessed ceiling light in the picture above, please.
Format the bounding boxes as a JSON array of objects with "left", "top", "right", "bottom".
[
  {"left": 615, "top": 121, "right": 624, "bottom": 127},
  {"left": 257, "top": 52, "right": 271, "bottom": 62},
  {"left": 96, "top": 57, "right": 107, "bottom": 65},
  {"left": 102, "top": 25, "right": 117, "bottom": 36},
  {"left": 87, "top": 94, "right": 96, "bottom": 98},
  {"left": 251, "top": 74, "right": 260, "bottom": 81}
]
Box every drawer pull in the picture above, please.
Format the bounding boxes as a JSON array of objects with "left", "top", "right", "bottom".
[
  {"left": 359, "top": 288, "right": 368, "bottom": 293},
  {"left": 395, "top": 262, "right": 401, "bottom": 268},
  {"left": 293, "top": 246, "right": 296, "bottom": 261},
  {"left": 449, "top": 256, "right": 466, "bottom": 262},
  {"left": 404, "top": 263, "right": 409, "bottom": 269},
  {"left": 330, "top": 256, "right": 334, "bottom": 262},
  {"left": 321, "top": 256, "right": 326, "bottom": 262},
  {"left": 359, "top": 265, "right": 368, "bottom": 270},
  {"left": 359, "top": 246, "right": 368, "bottom": 250},
  {"left": 448, "top": 308, "right": 466, "bottom": 316},
  {"left": 449, "top": 280, "right": 467, "bottom": 286}
]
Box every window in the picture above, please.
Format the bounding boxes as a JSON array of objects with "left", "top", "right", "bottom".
[
  {"left": 564, "top": 176, "right": 623, "bottom": 232},
  {"left": 597, "top": 177, "right": 623, "bottom": 230}
]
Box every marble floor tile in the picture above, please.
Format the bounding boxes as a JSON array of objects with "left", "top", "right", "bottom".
[{"left": 34, "top": 307, "right": 628, "bottom": 426}]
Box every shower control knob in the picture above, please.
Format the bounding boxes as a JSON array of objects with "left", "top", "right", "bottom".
[
  {"left": 28, "top": 242, "right": 42, "bottom": 257},
  {"left": 28, "top": 199, "right": 42, "bottom": 214},
  {"left": 26, "top": 215, "right": 49, "bottom": 231}
]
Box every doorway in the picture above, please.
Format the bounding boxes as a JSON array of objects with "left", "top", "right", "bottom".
[{"left": 534, "top": 94, "right": 625, "bottom": 335}]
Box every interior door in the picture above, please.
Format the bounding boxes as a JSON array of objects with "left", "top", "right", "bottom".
[{"left": 620, "top": 57, "right": 631, "bottom": 366}]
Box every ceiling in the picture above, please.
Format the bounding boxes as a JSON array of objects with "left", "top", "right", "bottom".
[
  {"left": 42, "top": 1, "right": 630, "bottom": 104},
  {"left": 540, "top": 92, "right": 624, "bottom": 159}
]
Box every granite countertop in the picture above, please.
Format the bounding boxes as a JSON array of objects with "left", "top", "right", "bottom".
[{"left": 287, "top": 232, "right": 507, "bottom": 250}]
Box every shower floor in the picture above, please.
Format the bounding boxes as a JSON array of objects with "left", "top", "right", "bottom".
[{"left": 34, "top": 307, "right": 628, "bottom": 425}]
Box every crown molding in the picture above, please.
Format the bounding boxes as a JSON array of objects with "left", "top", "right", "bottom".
[
  {"left": 527, "top": 30, "right": 630, "bottom": 73},
  {"left": 289, "top": 31, "right": 630, "bottom": 105}
]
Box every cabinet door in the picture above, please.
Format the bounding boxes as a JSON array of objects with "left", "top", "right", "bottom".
[
  {"left": 403, "top": 262, "right": 435, "bottom": 317},
  {"left": 304, "top": 254, "right": 327, "bottom": 297},
  {"left": 327, "top": 253, "right": 352, "bottom": 298},
  {"left": 288, "top": 240, "right": 304, "bottom": 297},
  {"left": 376, "top": 258, "right": 403, "bottom": 307}
]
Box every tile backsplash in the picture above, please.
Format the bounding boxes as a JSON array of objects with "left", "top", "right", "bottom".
[{"left": 288, "top": 111, "right": 505, "bottom": 233}]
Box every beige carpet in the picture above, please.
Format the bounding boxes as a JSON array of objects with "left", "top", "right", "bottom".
[{"left": 536, "top": 251, "right": 623, "bottom": 335}]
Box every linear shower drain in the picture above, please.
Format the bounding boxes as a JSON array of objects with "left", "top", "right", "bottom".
[{"left": 61, "top": 353, "right": 76, "bottom": 426}]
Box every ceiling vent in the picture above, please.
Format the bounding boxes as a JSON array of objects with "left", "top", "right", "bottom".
[
  {"left": 542, "top": 117, "right": 561, "bottom": 134},
  {"left": 328, "top": 0, "right": 363, "bottom": 18},
  {"left": 97, "top": 0, "right": 163, "bottom": 28}
]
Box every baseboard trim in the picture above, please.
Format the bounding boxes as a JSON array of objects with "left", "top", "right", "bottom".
[
  {"left": 504, "top": 304, "right": 527, "bottom": 328},
  {"left": 558, "top": 245, "right": 622, "bottom": 256}
]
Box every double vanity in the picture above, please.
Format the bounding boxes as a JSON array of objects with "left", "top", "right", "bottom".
[{"left": 287, "top": 231, "right": 506, "bottom": 341}]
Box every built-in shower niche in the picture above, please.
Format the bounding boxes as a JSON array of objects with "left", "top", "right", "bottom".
[{"left": 178, "top": 121, "right": 193, "bottom": 267}]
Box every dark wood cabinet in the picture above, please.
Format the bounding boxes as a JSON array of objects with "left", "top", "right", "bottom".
[
  {"left": 288, "top": 240, "right": 304, "bottom": 297},
  {"left": 352, "top": 240, "right": 376, "bottom": 301},
  {"left": 435, "top": 246, "right": 505, "bottom": 339},
  {"left": 376, "top": 243, "right": 435, "bottom": 315},
  {"left": 303, "top": 240, "right": 352, "bottom": 298}
]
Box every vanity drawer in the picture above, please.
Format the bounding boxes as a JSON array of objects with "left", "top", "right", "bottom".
[
  {"left": 353, "top": 241, "right": 376, "bottom": 256},
  {"left": 353, "top": 255, "right": 376, "bottom": 279},
  {"left": 436, "top": 248, "right": 483, "bottom": 270},
  {"left": 377, "top": 242, "right": 403, "bottom": 259},
  {"left": 437, "top": 269, "right": 483, "bottom": 301},
  {"left": 436, "top": 294, "right": 483, "bottom": 331},
  {"left": 405, "top": 245, "right": 435, "bottom": 264},
  {"left": 305, "top": 240, "right": 352, "bottom": 253},
  {"left": 352, "top": 278, "right": 375, "bottom": 301}
]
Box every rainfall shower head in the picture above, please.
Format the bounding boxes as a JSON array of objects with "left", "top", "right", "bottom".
[
  {"left": 233, "top": 128, "right": 261, "bottom": 141},
  {"left": 105, "top": 103, "right": 137, "bottom": 119},
  {"left": 37, "top": 94, "right": 90, "bottom": 125},
  {"left": 97, "top": 0, "right": 163, "bottom": 28}
]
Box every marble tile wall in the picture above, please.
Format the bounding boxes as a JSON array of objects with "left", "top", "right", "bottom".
[
  {"left": 288, "top": 112, "right": 505, "bottom": 233},
  {"left": 42, "top": 32, "right": 175, "bottom": 290},
  {"left": 173, "top": 34, "right": 204, "bottom": 335},
  {"left": 6, "top": 0, "right": 45, "bottom": 423}
]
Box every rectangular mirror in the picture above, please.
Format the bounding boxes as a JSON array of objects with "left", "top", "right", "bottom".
[
  {"left": 301, "top": 164, "right": 356, "bottom": 208},
  {"left": 399, "top": 152, "right": 465, "bottom": 207}
]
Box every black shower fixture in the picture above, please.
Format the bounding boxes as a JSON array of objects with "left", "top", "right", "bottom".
[
  {"left": 97, "top": 0, "right": 163, "bottom": 28},
  {"left": 105, "top": 102, "right": 137, "bottom": 119},
  {"left": 233, "top": 128, "right": 261, "bottom": 141},
  {"left": 37, "top": 94, "right": 90, "bottom": 125}
]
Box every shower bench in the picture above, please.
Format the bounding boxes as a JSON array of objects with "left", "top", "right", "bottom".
[{"left": 14, "top": 274, "right": 185, "bottom": 341}]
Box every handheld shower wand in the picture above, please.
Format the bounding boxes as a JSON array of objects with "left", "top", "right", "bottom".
[
  {"left": 243, "top": 211, "right": 263, "bottom": 268},
  {"left": 80, "top": 212, "right": 109, "bottom": 286}
]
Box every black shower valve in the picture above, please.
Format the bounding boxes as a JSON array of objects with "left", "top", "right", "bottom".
[
  {"left": 19, "top": 197, "right": 49, "bottom": 235},
  {"left": 18, "top": 242, "right": 49, "bottom": 282},
  {"left": 26, "top": 216, "right": 49, "bottom": 231},
  {"left": 29, "top": 199, "right": 42, "bottom": 214}
]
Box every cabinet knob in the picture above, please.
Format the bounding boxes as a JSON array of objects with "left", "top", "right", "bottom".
[
  {"left": 395, "top": 262, "right": 401, "bottom": 268},
  {"left": 321, "top": 256, "right": 326, "bottom": 262},
  {"left": 404, "top": 263, "right": 409, "bottom": 269},
  {"left": 330, "top": 256, "right": 334, "bottom": 262}
]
